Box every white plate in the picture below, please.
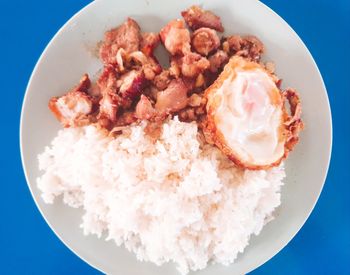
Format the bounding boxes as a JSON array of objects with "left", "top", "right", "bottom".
[{"left": 20, "top": 0, "right": 332, "bottom": 274}]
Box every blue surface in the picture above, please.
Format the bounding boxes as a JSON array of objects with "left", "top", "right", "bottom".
[{"left": 1, "top": 0, "right": 349, "bottom": 274}]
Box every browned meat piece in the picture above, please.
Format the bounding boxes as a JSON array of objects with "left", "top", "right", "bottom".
[
  {"left": 49, "top": 91, "right": 93, "bottom": 128},
  {"left": 179, "top": 93, "right": 206, "bottom": 122},
  {"left": 142, "top": 66, "right": 156, "bottom": 81},
  {"left": 98, "top": 92, "right": 119, "bottom": 127},
  {"left": 181, "top": 6, "right": 224, "bottom": 32},
  {"left": 160, "top": 19, "right": 191, "bottom": 55},
  {"left": 128, "top": 51, "right": 162, "bottom": 80},
  {"left": 96, "top": 68, "right": 120, "bottom": 127},
  {"left": 49, "top": 74, "right": 93, "bottom": 127},
  {"left": 239, "top": 35, "right": 264, "bottom": 61},
  {"left": 88, "top": 83, "right": 101, "bottom": 98},
  {"left": 282, "top": 88, "right": 304, "bottom": 153},
  {"left": 180, "top": 52, "right": 210, "bottom": 78},
  {"left": 153, "top": 70, "right": 172, "bottom": 90},
  {"left": 117, "top": 70, "right": 147, "bottom": 101},
  {"left": 72, "top": 74, "right": 91, "bottom": 93},
  {"left": 283, "top": 88, "right": 302, "bottom": 127},
  {"left": 155, "top": 79, "right": 188, "bottom": 113},
  {"left": 97, "top": 66, "right": 118, "bottom": 92},
  {"left": 208, "top": 50, "right": 229, "bottom": 73},
  {"left": 135, "top": 95, "right": 156, "bottom": 120},
  {"left": 182, "top": 76, "right": 196, "bottom": 91},
  {"left": 140, "top": 32, "right": 160, "bottom": 56},
  {"left": 115, "top": 111, "right": 137, "bottom": 126},
  {"left": 226, "top": 35, "right": 264, "bottom": 61},
  {"left": 226, "top": 35, "right": 243, "bottom": 52},
  {"left": 99, "top": 18, "right": 141, "bottom": 64},
  {"left": 192, "top": 28, "right": 220, "bottom": 56},
  {"left": 143, "top": 85, "right": 161, "bottom": 101}
]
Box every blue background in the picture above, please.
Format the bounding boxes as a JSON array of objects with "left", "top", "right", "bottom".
[{"left": 1, "top": 0, "right": 349, "bottom": 274}]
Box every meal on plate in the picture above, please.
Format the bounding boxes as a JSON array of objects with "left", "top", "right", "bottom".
[{"left": 37, "top": 5, "right": 303, "bottom": 274}]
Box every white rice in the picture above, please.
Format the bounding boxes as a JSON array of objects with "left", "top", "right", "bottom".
[{"left": 37, "top": 117, "right": 285, "bottom": 274}]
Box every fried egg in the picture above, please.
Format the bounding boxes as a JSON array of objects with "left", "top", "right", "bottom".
[{"left": 205, "top": 56, "right": 294, "bottom": 170}]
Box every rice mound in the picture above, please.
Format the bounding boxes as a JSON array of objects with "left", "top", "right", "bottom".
[{"left": 37, "top": 118, "right": 285, "bottom": 274}]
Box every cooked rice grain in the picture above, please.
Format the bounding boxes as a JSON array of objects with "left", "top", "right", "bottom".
[{"left": 37, "top": 117, "right": 285, "bottom": 274}]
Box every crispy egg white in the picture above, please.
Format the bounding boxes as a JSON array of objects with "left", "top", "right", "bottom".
[{"left": 205, "top": 56, "right": 287, "bottom": 170}]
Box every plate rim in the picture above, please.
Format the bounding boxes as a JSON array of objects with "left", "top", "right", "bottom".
[{"left": 20, "top": 0, "right": 333, "bottom": 274}]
